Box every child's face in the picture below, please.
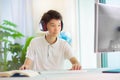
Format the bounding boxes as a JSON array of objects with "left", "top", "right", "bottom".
[{"left": 47, "top": 19, "right": 61, "bottom": 37}]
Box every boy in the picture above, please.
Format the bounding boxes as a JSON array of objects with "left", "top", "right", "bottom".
[{"left": 20, "top": 10, "right": 81, "bottom": 71}]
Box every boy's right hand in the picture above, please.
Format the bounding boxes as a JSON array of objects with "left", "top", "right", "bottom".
[
  {"left": 19, "top": 58, "right": 32, "bottom": 70},
  {"left": 19, "top": 65, "right": 30, "bottom": 70}
]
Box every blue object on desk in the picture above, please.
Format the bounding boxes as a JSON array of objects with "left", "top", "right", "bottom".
[{"left": 102, "top": 69, "right": 120, "bottom": 73}]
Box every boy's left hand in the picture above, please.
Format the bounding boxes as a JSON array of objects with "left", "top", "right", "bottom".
[{"left": 71, "top": 63, "right": 82, "bottom": 70}]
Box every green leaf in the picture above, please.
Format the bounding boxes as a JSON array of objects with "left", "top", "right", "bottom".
[
  {"left": 2, "top": 20, "right": 17, "bottom": 27},
  {"left": 11, "top": 32, "right": 24, "bottom": 39},
  {"left": 0, "top": 25, "right": 17, "bottom": 33},
  {"left": 1, "top": 38, "right": 11, "bottom": 43},
  {"left": 9, "top": 43, "right": 23, "bottom": 53},
  {"left": 21, "top": 36, "right": 34, "bottom": 64}
]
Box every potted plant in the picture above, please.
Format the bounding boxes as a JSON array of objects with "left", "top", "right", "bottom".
[{"left": 0, "top": 20, "right": 24, "bottom": 71}]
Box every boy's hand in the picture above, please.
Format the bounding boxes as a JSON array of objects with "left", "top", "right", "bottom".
[
  {"left": 19, "top": 65, "right": 30, "bottom": 70},
  {"left": 71, "top": 63, "right": 82, "bottom": 70}
]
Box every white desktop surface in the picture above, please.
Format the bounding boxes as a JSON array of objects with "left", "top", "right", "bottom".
[
  {"left": 45, "top": 72, "right": 120, "bottom": 80},
  {"left": 0, "top": 68, "right": 120, "bottom": 80}
]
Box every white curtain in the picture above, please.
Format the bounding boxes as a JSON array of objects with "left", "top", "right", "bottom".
[{"left": 0, "top": 0, "right": 33, "bottom": 44}]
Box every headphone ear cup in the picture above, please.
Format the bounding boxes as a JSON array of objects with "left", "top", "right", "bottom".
[
  {"left": 61, "top": 21, "right": 63, "bottom": 31},
  {"left": 40, "top": 22, "right": 47, "bottom": 31},
  {"left": 43, "top": 24, "right": 47, "bottom": 31}
]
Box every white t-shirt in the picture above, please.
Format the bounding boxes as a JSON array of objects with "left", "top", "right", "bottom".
[{"left": 26, "top": 36, "right": 74, "bottom": 71}]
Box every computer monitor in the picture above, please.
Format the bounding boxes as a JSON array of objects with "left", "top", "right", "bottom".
[{"left": 95, "top": 3, "right": 120, "bottom": 52}]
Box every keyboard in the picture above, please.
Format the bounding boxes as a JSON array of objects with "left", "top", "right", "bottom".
[{"left": 39, "top": 70, "right": 87, "bottom": 74}]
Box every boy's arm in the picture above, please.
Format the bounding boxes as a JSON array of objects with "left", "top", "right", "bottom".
[{"left": 19, "top": 58, "right": 33, "bottom": 70}]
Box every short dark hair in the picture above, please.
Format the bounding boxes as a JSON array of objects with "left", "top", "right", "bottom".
[{"left": 40, "top": 10, "right": 63, "bottom": 31}]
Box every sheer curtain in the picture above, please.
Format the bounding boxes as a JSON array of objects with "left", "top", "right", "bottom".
[{"left": 0, "top": 0, "right": 33, "bottom": 44}]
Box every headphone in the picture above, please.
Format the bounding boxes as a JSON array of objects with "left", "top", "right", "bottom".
[{"left": 40, "top": 20, "right": 63, "bottom": 31}]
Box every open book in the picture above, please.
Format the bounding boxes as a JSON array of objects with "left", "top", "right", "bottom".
[{"left": 0, "top": 70, "right": 39, "bottom": 77}]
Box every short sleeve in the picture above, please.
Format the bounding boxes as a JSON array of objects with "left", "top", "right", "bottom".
[
  {"left": 26, "top": 40, "right": 35, "bottom": 61},
  {"left": 64, "top": 42, "right": 74, "bottom": 59}
]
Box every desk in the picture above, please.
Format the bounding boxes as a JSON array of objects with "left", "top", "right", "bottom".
[
  {"left": 45, "top": 72, "right": 120, "bottom": 80},
  {"left": 0, "top": 69, "right": 120, "bottom": 80}
]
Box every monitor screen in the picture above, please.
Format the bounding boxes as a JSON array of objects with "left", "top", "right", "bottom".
[{"left": 95, "top": 3, "right": 120, "bottom": 52}]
